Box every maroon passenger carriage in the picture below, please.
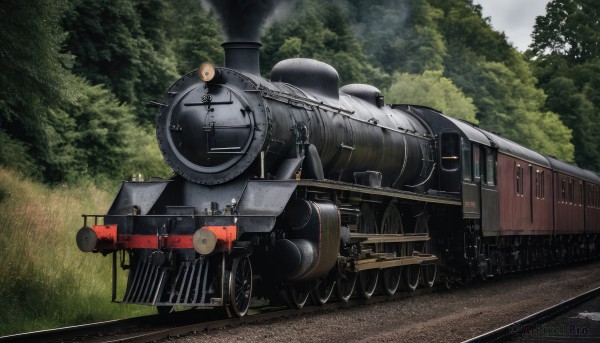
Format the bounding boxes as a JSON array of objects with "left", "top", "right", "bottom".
[{"left": 408, "top": 108, "right": 600, "bottom": 276}]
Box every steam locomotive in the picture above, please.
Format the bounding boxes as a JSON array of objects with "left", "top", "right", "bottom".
[{"left": 76, "top": 41, "right": 600, "bottom": 317}]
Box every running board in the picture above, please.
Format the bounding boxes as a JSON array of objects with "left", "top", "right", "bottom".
[
  {"left": 349, "top": 233, "right": 430, "bottom": 244},
  {"left": 351, "top": 254, "right": 437, "bottom": 272}
]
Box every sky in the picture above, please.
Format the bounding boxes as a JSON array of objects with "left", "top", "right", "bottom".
[{"left": 472, "top": 0, "right": 551, "bottom": 51}]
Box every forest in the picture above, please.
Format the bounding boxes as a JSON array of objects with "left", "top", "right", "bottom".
[{"left": 1, "top": 0, "right": 599, "bottom": 185}]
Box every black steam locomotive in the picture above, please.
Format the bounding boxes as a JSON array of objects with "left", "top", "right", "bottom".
[{"left": 77, "top": 41, "right": 600, "bottom": 317}]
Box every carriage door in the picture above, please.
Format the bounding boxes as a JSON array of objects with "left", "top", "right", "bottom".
[{"left": 481, "top": 148, "right": 500, "bottom": 234}]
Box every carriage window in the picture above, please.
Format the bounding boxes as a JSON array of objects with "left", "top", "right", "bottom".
[
  {"left": 568, "top": 178, "right": 574, "bottom": 204},
  {"left": 535, "top": 171, "right": 540, "bottom": 199},
  {"left": 580, "top": 181, "right": 584, "bottom": 206},
  {"left": 561, "top": 179, "right": 566, "bottom": 203},
  {"left": 535, "top": 170, "right": 546, "bottom": 199},
  {"left": 440, "top": 133, "right": 460, "bottom": 171},
  {"left": 515, "top": 164, "right": 524, "bottom": 196},
  {"left": 540, "top": 171, "right": 545, "bottom": 199},
  {"left": 485, "top": 149, "right": 495, "bottom": 186},
  {"left": 462, "top": 139, "right": 471, "bottom": 181},
  {"left": 473, "top": 145, "right": 481, "bottom": 181}
]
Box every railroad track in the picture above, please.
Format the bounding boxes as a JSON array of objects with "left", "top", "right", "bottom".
[
  {"left": 462, "top": 285, "right": 600, "bottom": 343},
  {"left": 3, "top": 261, "right": 597, "bottom": 343},
  {"left": 0, "top": 288, "right": 434, "bottom": 343}
]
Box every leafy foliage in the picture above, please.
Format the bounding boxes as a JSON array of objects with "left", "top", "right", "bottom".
[
  {"left": 432, "top": 0, "right": 573, "bottom": 160},
  {"left": 47, "top": 77, "right": 171, "bottom": 182},
  {"left": 343, "top": 0, "right": 574, "bottom": 161},
  {"left": 0, "top": 130, "right": 36, "bottom": 176},
  {"left": 0, "top": 0, "right": 75, "bottom": 180},
  {"left": 62, "top": 0, "right": 179, "bottom": 124},
  {"left": 385, "top": 70, "right": 478, "bottom": 123},
  {"left": 0, "top": 0, "right": 595, "bottom": 183},
  {"left": 165, "top": 0, "right": 224, "bottom": 74},
  {"left": 347, "top": 0, "right": 447, "bottom": 74},
  {"left": 530, "top": 0, "right": 600, "bottom": 63},
  {"left": 530, "top": 0, "right": 600, "bottom": 169}
]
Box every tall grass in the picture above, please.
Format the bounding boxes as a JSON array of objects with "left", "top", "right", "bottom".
[{"left": 0, "top": 168, "right": 152, "bottom": 336}]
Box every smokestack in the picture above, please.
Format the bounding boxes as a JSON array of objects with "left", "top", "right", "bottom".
[{"left": 222, "top": 41, "right": 262, "bottom": 75}]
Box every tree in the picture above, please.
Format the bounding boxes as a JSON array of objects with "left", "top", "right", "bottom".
[
  {"left": 62, "top": 0, "right": 179, "bottom": 125},
  {"left": 0, "top": 0, "right": 76, "bottom": 179},
  {"left": 385, "top": 70, "right": 478, "bottom": 123},
  {"left": 530, "top": 0, "right": 600, "bottom": 63},
  {"left": 530, "top": 0, "right": 600, "bottom": 169},
  {"left": 346, "top": 0, "right": 447, "bottom": 74},
  {"left": 427, "top": 0, "right": 574, "bottom": 161},
  {"left": 47, "top": 77, "right": 171, "bottom": 182},
  {"left": 164, "top": 0, "right": 224, "bottom": 74}
]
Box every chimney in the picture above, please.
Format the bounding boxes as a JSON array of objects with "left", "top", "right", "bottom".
[{"left": 222, "top": 42, "right": 262, "bottom": 76}]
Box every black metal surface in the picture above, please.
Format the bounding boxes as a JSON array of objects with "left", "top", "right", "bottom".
[
  {"left": 340, "top": 83, "right": 384, "bottom": 107},
  {"left": 272, "top": 199, "right": 340, "bottom": 282},
  {"left": 237, "top": 180, "right": 298, "bottom": 216},
  {"left": 156, "top": 51, "right": 437, "bottom": 190},
  {"left": 481, "top": 131, "right": 550, "bottom": 168},
  {"left": 296, "top": 179, "right": 461, "bottom": 206},
  {"left": 481, "top": 185, "right": 500, "bottom": 234},
  {"left": 123, "top": 257, "right": 216, "bottom": 307},
  {"left": 76, "top": 226, "right": 97, "bottom": 252},
  {"left": 108, "top": 181, "right": 171, "bottom": 215},
  {"left": 222, "top": 41, "right": 262, "bottom": 75},
  {"left": 271, "top": 58, "right": 340, "bottom": 100},
  {"left": 156, "top": 69, "right": 272, "bottom": 185}
]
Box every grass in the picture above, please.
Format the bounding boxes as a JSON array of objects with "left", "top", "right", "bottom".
[{"left": 0, "top": 168, "right": 153, "bottom": 336}]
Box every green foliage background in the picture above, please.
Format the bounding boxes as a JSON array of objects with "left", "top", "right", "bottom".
[
  {"left": 0, "top": 0, "right": 599, "bottom": 334},
  {"left": 0, "top": 0, "right": 600, "bottom": 183},
  {"left": 1, "top": 0, "right": 595, "bottom": 185}
]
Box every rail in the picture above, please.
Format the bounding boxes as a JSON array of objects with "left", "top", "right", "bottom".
[{"left": 462, "top": 285, "right": 600, "bottom": 343}]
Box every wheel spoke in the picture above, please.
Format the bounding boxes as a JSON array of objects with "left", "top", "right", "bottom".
[
  {"left": 336, "top": 271, "right": 356, "bottom": 302},
  {"left": 421, "top": 264, "right": 437, "bottom": 288},
  {"left": 229, "top": 256, "right": 252, "bottom": 317},
  {"left": 382, "top": 267, "right": 401, "bottom": 295},
  {"left": 286, "top": 283, "right": 310, "bottom": 309},
  {"left": 402, "top": 265, "right": 420, "bottom": 291},
  {"left": 357, "top": 269, "right": 379, "bottom": 299},
  {"left": 312, "top": 272, "right": 335, "bottom": 305}
]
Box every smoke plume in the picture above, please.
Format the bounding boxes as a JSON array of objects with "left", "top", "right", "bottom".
[{"left": 202, "top": 0, "right": 296, "bottom": 42}]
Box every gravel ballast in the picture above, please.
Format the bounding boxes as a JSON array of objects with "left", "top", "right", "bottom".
[{"left": 176, "top": 261, "right": 600, "bottom": 343}]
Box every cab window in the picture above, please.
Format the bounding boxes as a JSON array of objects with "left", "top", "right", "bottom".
[{"left": 440, "top": 132, "right": 460, "bottom": 171}]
